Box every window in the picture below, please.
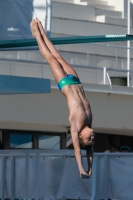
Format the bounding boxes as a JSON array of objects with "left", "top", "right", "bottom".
[
  {"left": 3, "top": 130, "right": 66, "bottom": 149},
  {"left": 0, "top": 130, "right": 3, "bottom": 149},
  {"left": 38, "top": 135, "right": 60, "bottom": 149},
  {"left": 10, "top": 133, "right": 33, "bottom": 149}
]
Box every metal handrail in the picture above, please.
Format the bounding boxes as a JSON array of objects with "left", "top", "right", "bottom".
[
  {"left": 46, "top": 0, "right": 52, "bottom": 38},
  {"left": 91, "top": 42, "right": 133, "bottom": 50},
  {"left": 0, "top": 57, "right": 133, "bottom": 88},
  {"left": 0, "top": 57, "right": 133, "bottom": 73},
  {"left": 0, "top": 35, "right": 133, "bottom": 49},
  {"left": 0, "top": 150, "right": 133, "bottom": 156}
]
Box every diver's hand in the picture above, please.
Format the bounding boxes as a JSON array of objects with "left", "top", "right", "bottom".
[
  {"left": 86, "top": 170, "right": 92, "bottom": 177},
  {"left": 80, "top": 171, "right": 90, "bottom": 179}
]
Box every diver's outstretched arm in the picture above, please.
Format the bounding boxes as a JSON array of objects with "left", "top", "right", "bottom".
[
  {"left": 70, "top": 123, "right": 89, "bottom": 179},
  {"left": 86, "top": 148, "right": 93, "bottom": 176}
]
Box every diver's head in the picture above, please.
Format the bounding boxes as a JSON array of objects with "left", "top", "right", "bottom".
[{"left": 79, "top": 126, "right": 95, "bottom": 150}]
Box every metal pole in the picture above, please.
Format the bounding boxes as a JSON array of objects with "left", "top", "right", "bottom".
[
  {"left": 26, "top": 51, "right": 28, "bottom": 61},
  {"left": 10, "top": 60, "right": 11, "bottom": 75},
  {"left": 103, "top": 67, "right": 107, "bottom": 85},
  {"left": 35, "top": 152, "right": 40, "bottom": 200},
  {"left": 107, "top": 72, "right": 112, "bottom": 86},
  {"left": 104, "top": 156, "right": 109, "bottom": 200},
  {"left": 1, "top": 157, "right": 6, "bottom": 200},
  {"left": 11, "top": 157, "right": 15, "bottom": 200},
  {"left": 87, "top": 44, "right": 90, "bottom": 66},
  {"left": 46, "top": 0, "right": 52, "bottom": 38},
  {"left": 90, "top": 156, "right": 98, "bottom": 200},
  {"left": 25, "top": 153, "right": 29, "bottom": 200},
  {"left": 127, "top": 0, "right": 131, "bottom": 87},
  {"left": 116, "top": 47, "right": 118, "bottom": 69}
]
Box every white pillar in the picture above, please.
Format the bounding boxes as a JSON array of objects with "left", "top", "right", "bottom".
[{"left": 127, "top": 0, "right": 130, "bottom": 87}]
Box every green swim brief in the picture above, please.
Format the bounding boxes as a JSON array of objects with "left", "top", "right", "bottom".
[{"left": 58, "top": 74, "right": 81, "bottom": 91}]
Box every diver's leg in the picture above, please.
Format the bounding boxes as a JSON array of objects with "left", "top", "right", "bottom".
[
  {"left": 30, "top": 19, "right": 67, "bottom": 82},
  {"left": 36, "top": 18, "right": 79, "bottom": 77}
]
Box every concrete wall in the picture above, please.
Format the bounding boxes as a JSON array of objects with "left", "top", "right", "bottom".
[{"left": 0, "top": 83, "right": 133, "bottom": 136}]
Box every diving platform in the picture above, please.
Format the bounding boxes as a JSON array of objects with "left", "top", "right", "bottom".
[{"left": 0, "top": 75, "right": 50, "bottom": 94}]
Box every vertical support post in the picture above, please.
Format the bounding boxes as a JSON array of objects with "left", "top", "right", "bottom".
[
  {"left": 107, "top": 72, "right": 112, "bottom": 86},
  {"left": 90, "top": 156, "right": 98, "bottom": 200},
  {"left": 61, "top": 132, "right": 67, "bottom": 149},
  {"left": 115, "top": 47, "right": 118, "bottom": 69},
  {"left": 87, "top": 44, "right": 90, "bottom": 66},
  {"left": 10, "top": 60, "right": 11, "bottom": 75},
  {"left": 1, "top": 157, "right": 6, "bottom": 200},
  {"left": 104, "top": 156, "right": 109, "bottom": 200},
  {"left": 35, "top": 152, "right": 40, "bottom": 200},
  {"left": 131, "top": 72, "right": 133, "bottom": 87},
  {"left": 25, "top": 153, "right": 29, "bottom": 200},
  {"left": 103, "top": 67, "right": 107, "bottom": 85},
  {"left": 127, "top": 0, "right": 131, "bottom": 87},
  {"left": 11, "top": 157, "right": 15, "bottom": 200},
  {"left": 46, "top": 0, "right": 52, "bottom": 38},
  {"left": 42, "top": 64, "right": 43, "bottom": 78},
  {"left": 26, "top": 51, "right": 28, "bottom": 61}
]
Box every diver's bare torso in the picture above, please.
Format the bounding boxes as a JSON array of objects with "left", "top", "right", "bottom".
[{"left": 61, "top": 84, "right": 92, "bottom": 133}]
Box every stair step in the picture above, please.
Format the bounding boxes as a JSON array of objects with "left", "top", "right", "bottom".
[
  {"left": 81, "top": 0, "right": 108, "bottom": 5},
  {"left": 52, "top": 0, "right": 73, "bottom": 3},
  {"left": 52, "top": 2, "right": 95, "bottom": 22},
  {"left": 52, "top": 0, "right": 88, "bottom": 6},
  {"left": 52, "top": 0, "right": 122, "bottom": 18},
  {"left": 96, "top": 15, "right": 132, "bottom": 26},
  {"left": 85, "top": 3, "right": 115, "bottom": 10},
  {"left": 51, "top": 18, "right": 129, "bottom": 37},
  {"left": 96, "top": 8, "right": 122, "bottom": 18}
]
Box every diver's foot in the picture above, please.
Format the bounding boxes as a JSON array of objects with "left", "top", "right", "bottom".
[
  {"left": 30, "top": 19, "right": 40, "bottom": 38},
  {"left": 36, "top": 18, "right": 46, "bottom": 35}
]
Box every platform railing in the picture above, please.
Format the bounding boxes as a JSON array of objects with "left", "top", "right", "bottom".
[
  {"left": 0, "top": 150, "right": 133, "bottom": 200},
  {"left": 87, "top": 43, "right": 133, "bottom": 69},
  {"left": 0, "top": 38, "right": 133, "bottom": 88},
  {"left": 0, "top": 57, "right": 133, "bottom": 88}
]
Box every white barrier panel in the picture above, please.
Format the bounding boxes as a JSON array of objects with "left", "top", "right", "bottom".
[
  {"left": 0, "top": 150, "right": 133, "bottom": 200},
  {"left": 0, "top": 0, "right": 49, "bottom": 41},
  {"left": 0, "top": 155, "right": 92, "bottom": 199}
]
